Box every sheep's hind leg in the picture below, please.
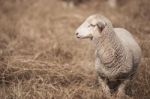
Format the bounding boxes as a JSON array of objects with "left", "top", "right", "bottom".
[{"left": 116, "top": 79, "right": 130, "bottom": 99}]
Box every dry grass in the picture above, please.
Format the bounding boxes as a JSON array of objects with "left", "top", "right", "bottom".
[{"left": 0, "top": 0, "right": 150, "bottom": 99}]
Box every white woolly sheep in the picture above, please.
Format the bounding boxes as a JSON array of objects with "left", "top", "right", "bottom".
[{"left": 75, "top": 14, "right": 141, "bottom": 98}]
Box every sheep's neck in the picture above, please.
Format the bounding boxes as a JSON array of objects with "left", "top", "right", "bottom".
[{"left": 94, "top": 27, "right": 126, "bottom": 69}]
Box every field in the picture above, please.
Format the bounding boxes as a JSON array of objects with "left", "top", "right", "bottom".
[{"left": 0, "top": 0, "right": 150, "bottom": 99}]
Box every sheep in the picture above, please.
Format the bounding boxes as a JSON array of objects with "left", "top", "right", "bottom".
[{"left": 75, "top": 14, "right": 141, "bottom": 98}]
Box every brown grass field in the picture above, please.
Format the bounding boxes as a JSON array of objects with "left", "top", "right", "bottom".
[{"left": 0, "top": 0, "right": 150, "bottom": 99}]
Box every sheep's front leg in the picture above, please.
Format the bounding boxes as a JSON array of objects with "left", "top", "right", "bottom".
[
  {"left": 98, "top": 76, "right": 112, "bottom": 98},
  {"left": 117, "top": 79, "right": 130, "bottom": 99},
  {"left": 95, "top": 58, "right": 111, "bottom": 98}
]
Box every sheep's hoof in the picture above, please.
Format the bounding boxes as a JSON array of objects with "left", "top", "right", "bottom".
[{"left": 116, "top": 92, "right": 131, "bottom": 99}]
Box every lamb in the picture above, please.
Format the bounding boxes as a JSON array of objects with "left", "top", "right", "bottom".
[{"left": 75, "top": 14, "right": 141, "bottom": 98}]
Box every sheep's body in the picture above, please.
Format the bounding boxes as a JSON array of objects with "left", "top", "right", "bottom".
[
  {"left": 95, "top": 28, "right": 141, "bottom": 80},
  {"left": 75, "top": 14, "right": 141, "bottom": 98},
  {"left": 115, "top": 28, "right": 141, "bottom": 70}
]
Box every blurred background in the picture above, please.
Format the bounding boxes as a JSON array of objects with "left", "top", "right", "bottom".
[{"left": 0, "top": 0, "right": 150, "bottom": 99}]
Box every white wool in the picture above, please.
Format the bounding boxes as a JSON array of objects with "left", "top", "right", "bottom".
[{"left": 75, "top": 14, "right": 142, "bottom": 98}]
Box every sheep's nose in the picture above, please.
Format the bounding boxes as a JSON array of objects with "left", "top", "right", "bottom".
[{"left": 76, "top": 32, "right": 79, "bottom": 35}]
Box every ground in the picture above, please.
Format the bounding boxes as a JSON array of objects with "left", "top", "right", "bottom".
[{"left": 0, "top": 0, "right": 150, "bottom": 99}]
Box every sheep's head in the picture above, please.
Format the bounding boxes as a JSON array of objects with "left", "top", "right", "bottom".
[{"left": 75, "top": 14, "right": 107, "bottom": 40}]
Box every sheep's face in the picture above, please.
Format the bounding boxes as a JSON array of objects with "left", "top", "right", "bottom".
[{"left": 75, "top": 14, "right": 106, "bottom": 40}]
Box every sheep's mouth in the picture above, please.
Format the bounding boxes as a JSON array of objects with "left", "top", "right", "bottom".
[
  {"left": 90, "top": 37, "right": 93, "bottom": 40},
  {"left": 76, "top": 35, "right": 92, "bottom": 39},
  {"left": 76, "top": 35, "right": 81, "bottom": 38}
]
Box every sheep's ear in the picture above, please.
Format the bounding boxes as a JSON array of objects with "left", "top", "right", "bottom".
[{"left": 96, "top": 21, "right": 106, "bottom": 32}]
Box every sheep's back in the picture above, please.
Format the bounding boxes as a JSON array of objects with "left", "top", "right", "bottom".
[{"left": 114, "top": 28, "right": 142, "bottom": 71}]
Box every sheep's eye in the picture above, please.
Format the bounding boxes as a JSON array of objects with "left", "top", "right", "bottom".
[{"left": 88, "top": 24, "right": 95, "bottom": 27}]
